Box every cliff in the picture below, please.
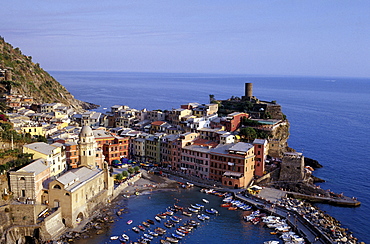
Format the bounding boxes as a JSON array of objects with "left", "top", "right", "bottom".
[{"left": 0, "top": 37, "right": 96, "bottom": 111}]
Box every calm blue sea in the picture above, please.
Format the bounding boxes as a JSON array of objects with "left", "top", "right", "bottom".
[{"left": 50, "top": 71, "right": 370, "bottom": 243}]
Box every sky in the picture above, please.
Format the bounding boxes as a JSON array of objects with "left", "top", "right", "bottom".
[{"left": 1, "top": 1, "right": 369, "bottom": 77}]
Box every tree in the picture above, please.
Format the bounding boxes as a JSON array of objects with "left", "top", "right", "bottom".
[
  {"left": 133, "top": 166, "right": 140, "bottom": 173},
  {"left": 115, "top": 173, "right": 123, "bottom": 181},
  {"left": 127, "top": 167, "right": 134, "bottom": 174},
  {"left": 240, "top": 127, "right": 258, "bottom": 141}
]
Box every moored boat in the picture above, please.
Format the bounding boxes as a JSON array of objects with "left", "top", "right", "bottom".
[
  {"left": 205, "top": 208, "right": 218, "bottom": 214},
  {"left": 110, "top": 236, "right": 119, "bottom": 240},
  {"left": 132, "top": 226, "right": 140, "bottom": 233},
  {"left": 188, "top": 207, "right": 199, "bottom": 213},
  {"left": 155, "top": 216, "right": 162, "bottom": 222},
  {"left": 182, "top": 211, "right": 192, "bottom": 217},
  {"left": 127, "top": 219, "right": 133, "bottom": 225},
  {"left": 142, "top": 221, "right": 150, "bottom": 227},
  {"left": 120, "top": 234, "right": 129, "bottom": 242},
  {"left": 202, "top": 198, "right": 209, "bottom": 203},
  {"left": 147, "top": 219, "right": 155, "bottom": 225},
  {"left": 166, "top": 237, "right": 179, "bottom": 243}
]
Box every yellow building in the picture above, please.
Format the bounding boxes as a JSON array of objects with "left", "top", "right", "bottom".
[
  {"left": 21, "top": 125, "right": 47, "bottom": 137},
  {"left": 23, "top": 142, "right": 67, "bottom": 178}
]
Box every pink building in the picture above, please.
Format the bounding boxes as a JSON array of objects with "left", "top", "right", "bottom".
[{"left": 253, "top": 139, "right": 268, "bottom": 177}]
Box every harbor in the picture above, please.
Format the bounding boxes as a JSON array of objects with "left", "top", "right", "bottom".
[{"left": 58, "top": 170, "right": 362, "bottom": 244}]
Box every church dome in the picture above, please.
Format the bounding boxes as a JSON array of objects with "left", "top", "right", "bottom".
[{"left": 80, "top": 125, "right": 93, "bottom": 137}]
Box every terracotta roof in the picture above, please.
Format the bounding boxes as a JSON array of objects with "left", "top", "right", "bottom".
[{"left": 151, "top": 121, "right": 166, "bottom": 126}]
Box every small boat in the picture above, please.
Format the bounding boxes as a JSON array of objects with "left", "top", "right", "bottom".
[
  {"left": 171, "top": 233, "right": 183, "bottom": 239},
  {"left": 143, "top": 233, "right": 153, "bottom": 240},
  {"left": 175, "top": 230, "right": 186, "bottom": 237},
  {"left": 127, "top": 219, "right": 133, "bottom": 225},
  {"left": 170, "top": 215, "right": 181, "bottom": 222},
  {"left": 110, "top": 236, "right": 119, "bottom": 240},
  {"left": 188, "top": 207, "right": 198, "bottom": 213},
  {"left": 195, "top": 203, "right": 204, "bottom": 208},
  {"left": 177, "top": 227, "right": 190, "bottom": 233},
  {"left": 166, "top": 237, "right": 179, "bottom": 243},
  {"left": 200, "top": 213, "right": 210, "bottom": 220},
  {"left": 116, "top": 211, "right": 122, "bottom": 216},
  {"left": 228, "top": 207, "right": 238, "bottom": 210},
  {"left": 155, "top": 216, "right": 162, "bottom": 222},
  {"left": 149, "top": 231, "right": 158, "bottom": 237},
  {"left": 132, "top": 227, "right": 140, "bottom": 233},
  {"left": 157, "top": 213, "right": 167, "bottom": 219},
  {"left": 138, "top": 225, "right": 146, "bottom": 231},
  {"left": 142, "top": 221, "right": 150, "bottom": 227},
  {"left": 147, "top": 219, "right": 155, "bottom": 225},
  {"left": 205, "top": 208, "right": 218, "bottom": 214},
  {"left": 221, "top": 203, "right": 232, "bottom": 207},
  {"left": 160, "top": 240, "right": 171, "bottom": 244},
  {"left": 202, "top": 198, "right": 209, "bottom": 203},
  {"left": 155, "top": 227, "right": 167, "bottom": 235},
  {"left": 164, "top": 221, "right": 174, "bottom": 228},
  {"left": 173, "top": 204, "right": 183, "bottom": 211},
  {"left": 120, "top": 234, "right": 129, "bottom": 242},
  {"left": 197, "top": 215, "right": 205, "bottom": 221},
  {"left": 182, "top": 211, "right": 192, "bottom": 217},
  {"left": 165, "top": 210, "right": 174, "bottom": 216},
  {"left": 190, "top": 204, "right": 201, "bottom": 210}
]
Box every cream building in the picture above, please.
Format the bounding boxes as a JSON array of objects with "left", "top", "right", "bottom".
[{"left": 9, "top": 159, "right": 50, "bottom": 203}]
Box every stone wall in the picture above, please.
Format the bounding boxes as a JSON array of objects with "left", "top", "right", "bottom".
[{"left": 39, "top": 208, "right": 66, "bottom": 241}]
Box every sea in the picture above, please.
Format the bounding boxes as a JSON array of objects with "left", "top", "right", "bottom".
[{"left": 50, "top": 71, "right": 370, "bottom": 243}]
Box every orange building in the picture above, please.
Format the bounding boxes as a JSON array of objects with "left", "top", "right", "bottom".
[{"left": 209, "top": 142, "right": 255, "bottom": 188}]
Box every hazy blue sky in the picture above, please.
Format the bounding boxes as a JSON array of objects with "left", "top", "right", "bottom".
[{"left": 1, "top": 1, "right": 369, "bottom": 77}]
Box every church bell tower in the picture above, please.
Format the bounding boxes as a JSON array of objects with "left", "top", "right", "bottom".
[{"left": 79, "top": 125, "right": 97, "bottom": 168}]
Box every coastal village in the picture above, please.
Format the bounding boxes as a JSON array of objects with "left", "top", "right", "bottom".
[{"left": 0, "top": 78, "right": 362, "bottom": 244}]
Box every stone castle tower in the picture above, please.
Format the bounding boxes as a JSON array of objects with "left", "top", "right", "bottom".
[{"left": 79, "top": 125, "right": 97, "bottom": 168}]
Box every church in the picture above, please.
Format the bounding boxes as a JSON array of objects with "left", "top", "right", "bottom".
[
  {"left": 47, "top": 125, "right": 113, "bottom": 227},
  {"left": 10, "top": 125, "right": 114, "bottom": 228}
]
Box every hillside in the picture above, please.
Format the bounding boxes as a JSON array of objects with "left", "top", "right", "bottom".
[{"left": 0, "top": 36, "right": 97, "bottom": 111}]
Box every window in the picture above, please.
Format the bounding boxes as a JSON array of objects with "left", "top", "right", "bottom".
[{"left": 53, "top": 184, "right": 61, "bottom": 189}]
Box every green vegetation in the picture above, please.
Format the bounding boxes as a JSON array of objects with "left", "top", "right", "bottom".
[
  {"left": 0, "top": 153, "right": 33, "bottom": 174},
  {"left": 114, "top": 173, "right": 123, "bottom": 181},
  {"left": 122, "top": 170, "right": 129, "bottom": 177},
  {"left": 127, "top": 167, "right": 134, "bottom": 174},
  {"left": 133, "top": 166, "right": 140, "bottom": 173},
  {"left": 239, "top": 127, "right": 270, "bottom": 141}
]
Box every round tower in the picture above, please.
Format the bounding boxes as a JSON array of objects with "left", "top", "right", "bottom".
[
  {"left": 79, "top": 125, "right": 97, "bottom": 169},
  {"left": 245, "top": 83, "right": 253, "bottom": 99}
]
